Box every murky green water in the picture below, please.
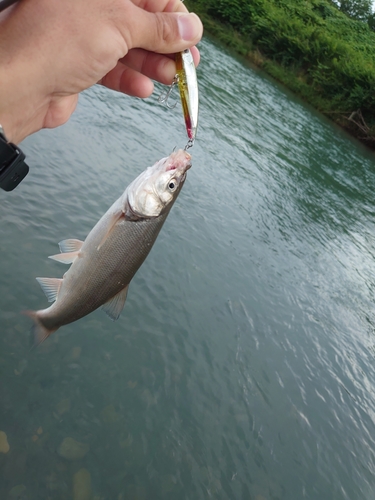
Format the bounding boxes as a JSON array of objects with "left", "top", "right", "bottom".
[{"left": 1, "top": 37, "right": 375, "bottom": 499}]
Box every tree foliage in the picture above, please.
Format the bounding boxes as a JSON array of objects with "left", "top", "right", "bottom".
[
  {"left": 332, "top": 0, "right": 372, "bottom": 22},
  {"left": 186, "top": 0, "right": 375, "bottom": 142}
]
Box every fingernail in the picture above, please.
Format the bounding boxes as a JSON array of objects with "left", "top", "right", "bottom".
[{"left": 177, "top": 13, "right": 202, "bottom": 41}]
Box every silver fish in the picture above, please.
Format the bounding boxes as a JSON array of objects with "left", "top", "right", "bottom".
[{"left": 26, "top": 149, "right": 192, "bottom": 345}]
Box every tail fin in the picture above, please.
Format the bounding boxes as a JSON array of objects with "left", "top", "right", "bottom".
[{"left": 23, "top": 311, "right": 56, "bottom": 347}]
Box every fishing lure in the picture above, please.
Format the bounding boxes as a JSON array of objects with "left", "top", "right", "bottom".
[
  {"left": 159, "top": 49, "right": 199, "bottom": 150},
  {"left": 175, "top": 49, "right": 199, "bottom": 149}
]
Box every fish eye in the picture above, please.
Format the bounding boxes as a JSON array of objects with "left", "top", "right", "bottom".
[{"left": 168, "top": 180, "right": 177, "bottom": 191}]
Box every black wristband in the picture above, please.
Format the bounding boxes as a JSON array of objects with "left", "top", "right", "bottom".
[{"left": 0, "top": 128, "right": 29, "bottom": 192}]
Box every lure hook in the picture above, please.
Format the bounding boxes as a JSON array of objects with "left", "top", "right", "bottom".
[
  {"left": 184, "top": 138, "right": 194, "bottom": 151},
  {"left": 158, "top": 75, "right": 179, "bottom": 109}
]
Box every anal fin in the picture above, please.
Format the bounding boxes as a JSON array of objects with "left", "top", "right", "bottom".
[
  {"left": 102, "top": 285, "right": 129, "bottom": 321},
  {"left": 36, "top": 277, "right": 63, "bottom": 302}
]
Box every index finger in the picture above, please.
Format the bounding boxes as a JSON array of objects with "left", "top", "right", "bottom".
[{"left": 131, "top": 0, "right": 188, "bottom": 14}]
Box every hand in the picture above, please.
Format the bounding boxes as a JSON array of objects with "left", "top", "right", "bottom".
[{"left": 0, "top": 0, "right": 203, "bottom": 143}]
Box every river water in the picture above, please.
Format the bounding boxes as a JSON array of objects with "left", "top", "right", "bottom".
[{"left": 1, "top": 37, "right": 375, "bottom": 500}]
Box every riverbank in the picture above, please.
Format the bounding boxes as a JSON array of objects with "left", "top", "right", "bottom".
[{"left": 186, "top": 0, "right": 375, "bottom": 150}]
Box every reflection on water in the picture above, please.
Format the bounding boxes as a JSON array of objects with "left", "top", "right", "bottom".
[{"left": 1, "top": 37, "right": 375, "bottom": 499}]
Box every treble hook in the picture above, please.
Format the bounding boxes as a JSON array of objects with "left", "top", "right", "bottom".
[
  {"left": 184, "top": 138, "right": 194, "bottom": 151},
  {"left": 158, "top": 75, "right": 179, "bottom": 109}
]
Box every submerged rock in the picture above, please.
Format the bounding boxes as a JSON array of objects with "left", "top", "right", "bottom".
[
  {"left": 119, "top": 433, "right": 133, "bottom": 449},
  {"left": 71, "top": 346, "right": 82, "bottom": 360},
  {"left": 100, "top": 404, "right": 120, "bottom": 424},
  {"left": 140, "top": 389, "right": 156, "bottom": 407},
  {"left": 0, "top": 430, "right": 10, "bottom": 453},
  {"left": 45, "top": 472, "right": 60, "bottom": 492},
  {"left": 161, "top": 474, "right": 178, "bottom": 494},
  {"left": 56, "top": 398, "right": 71, "bottom": 415},
  {"left": 57, "top": 437, "right": 89, "bottom": 461},
  {"left": 14, "top": 359, "right": 28, "bottom": 376},
  {"left": 8, "top": 484, "right": 27, "bottom": 499},
  {"left": 126, "top": 484, "right": 146, "bottom": 500},
  {"left": 73, "top": 468, "right": 92, "bottom": 500}
]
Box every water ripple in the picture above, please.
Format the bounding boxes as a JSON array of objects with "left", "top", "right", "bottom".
[{"left": 1, "top": 36, "right": 375, "bottom": 499}]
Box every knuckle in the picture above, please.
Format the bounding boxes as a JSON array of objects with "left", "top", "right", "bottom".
[
  {"left": 156, "top": 13, "right": 177, "bottom": 44},
  {"left": 169, "top": 0, "right": 188, "bottom": 13}
]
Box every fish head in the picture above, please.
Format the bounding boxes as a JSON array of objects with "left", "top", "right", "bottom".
[{"left": 127, "top": 149, "right": 191, "bottom": 217}]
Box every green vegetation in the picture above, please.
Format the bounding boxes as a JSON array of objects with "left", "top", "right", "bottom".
[{"left": 186, "top": 0, "right": 375, "bottom": 147}]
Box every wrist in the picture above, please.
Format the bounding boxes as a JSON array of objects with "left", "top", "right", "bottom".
[
  {"left": 0, "top": 6, "right": 51, "bottom": 143},
  {"left": 0, "top": 124, "right": 29, "bottom": 191},
  {"left": 0, "top": 65, "right": 49, "bottom": 144}
]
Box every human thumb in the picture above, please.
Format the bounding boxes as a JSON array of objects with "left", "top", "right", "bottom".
[{"left": 127, "top": 10, "right": 203, "bottom": 53}]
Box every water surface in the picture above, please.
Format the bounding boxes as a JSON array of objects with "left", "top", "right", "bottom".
[{"left": 1, "top": 37, "right": 375, "bottom": 499}]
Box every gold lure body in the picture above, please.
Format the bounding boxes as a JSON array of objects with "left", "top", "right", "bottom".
[{"left": 175, "top": 49, "right": 199, "bottom": 147}]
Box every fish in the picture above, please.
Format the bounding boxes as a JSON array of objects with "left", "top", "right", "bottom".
[
  {"left": 25, "top": 149, "right": 192, "bottom": 345},
  {"left": 175, "top": 49, "right": 199, "bottom": 147}
]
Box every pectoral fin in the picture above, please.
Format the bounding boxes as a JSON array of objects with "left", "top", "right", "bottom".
[
  {"left": 36, "top": 277, "right": 63, "bottom": 302},
  {"left": 49, "top": 251, "right": 80, "bottom": 264},
  {"left": 58, "top": 239, "right": 84, "bottom": 253},
  {"left": 102, "top": 285, "right": 129, "bottom": 321},
  {"left": 97, "top": 210, "right": 124, "bottom": 250}
]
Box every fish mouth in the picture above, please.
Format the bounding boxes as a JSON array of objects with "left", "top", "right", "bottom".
[{"left": 166, "top": 150, "right": 192, "bottom": 172}]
